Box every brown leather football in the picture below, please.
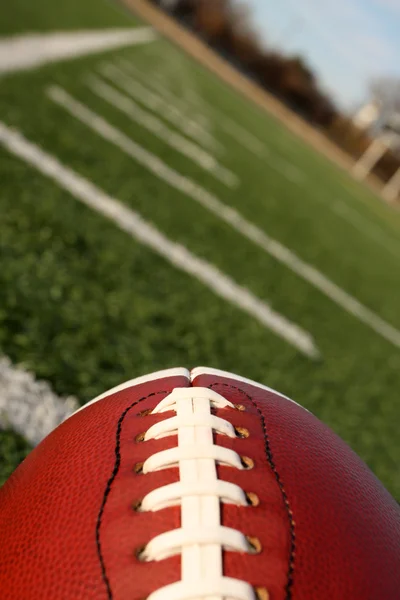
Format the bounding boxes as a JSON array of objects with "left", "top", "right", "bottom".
[{"left": 0, "top": 367, "right": 399, "bottom": 599}]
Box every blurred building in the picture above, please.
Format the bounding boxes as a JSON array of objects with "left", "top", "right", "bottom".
[
  {"left": 380, "top": 111, "right": 400, "bottom": 153},
  {"left": 353, "top": 100, "right": 380, "bottom": 131},
  {"left": 353, "top": 100, "right": 400, "bottom": 152}
]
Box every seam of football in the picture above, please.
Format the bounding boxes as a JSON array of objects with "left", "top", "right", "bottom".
[
  {"left": 94, "top": 383, "right": 295, "bottom": 600},
  {"left": 209, "top": 383, "right": 296, "bottom": 600},
  {"left": 95, "top": 390, "right": 168, "bottom": 600}
]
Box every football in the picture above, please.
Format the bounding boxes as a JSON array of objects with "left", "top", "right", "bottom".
[{"left": 0, "top": 366, "right": 399, "bottom": 599}]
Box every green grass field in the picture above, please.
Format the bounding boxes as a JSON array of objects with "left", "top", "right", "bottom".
[{"left": 1, "top": 0, "right": 399, "bottom": 497}]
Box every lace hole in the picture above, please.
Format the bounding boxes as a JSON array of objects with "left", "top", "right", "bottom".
[
  {"left": 246, "top": 535, "right": 262, "bottom": 554},
  {"left": 234, "top": 426, "right": 249, "bottom": 438},
  {"left": 245, "top": 491, "right": 260, "bottom": 507},
  {"left": 135, "top": 545, "right": 147, "bottom": 561},
  {"left": 234, "top": 403, "right": 246, "bottom": 411},
  {"left": 137, "top": 408, "right": 152, "bottom": 417},
  {"left": 134, "top": 462, "right": 144, "bottom": 474},
  {"left": 240, "top": 455, "right": 254, "bottom": 470},
  {"left": 135, "top": 432, "right": 146, "bottom": 443},
  {"left": 254, "top": 586, "right": 269, "bottom": 600},
  {"left": 132, "top": 499, "right": 143, "bottom": 512}
]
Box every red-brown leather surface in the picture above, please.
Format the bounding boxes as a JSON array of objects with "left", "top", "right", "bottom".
[
  {"left": 0, "top": 375, "right": 189, "bottom": 599},
  {"left": 193, "top": 373, "right": 400, "bottom": 600},
  {"left": 1, "top": 370, "right": 399, "bottom": 600}
]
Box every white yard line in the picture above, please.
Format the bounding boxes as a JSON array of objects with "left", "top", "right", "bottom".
[
  {"left": 118, "top": 58, "right": 255, "bottom": 158},
  {"left": 220, "top": 116, "right": 266, "bottom": 156},
  {"left": 99, "top": 62, "right": 223, "bottom": 153},
  {"left": 119, "top": 58, "right": 306, "bottom": 184},
  {"left": 162, "top": 51, "right": 309, "bottom": 185},
  {"left": 168, "top": 51, "right": 210, "bottom": 112},
  {"left": 216, "top": 115, "right": 306, "bottom": 184},
  {"left": 333, "top": 201, "right": 400, "bottom": 259},
  {"left": 149, "top": 58, "right": 307, "bottom": 183},
  {"left": 0, "top": 356, "right": 79, "bottom": 446},
  {"left": 86, "top": 74, "right": 238, "bottom": 188},
  {"left": 117, "top": 57, "right": 212, "bottom": 133},
  {"left": 266, "top": 153, "right": 306, "bottom": 184},
  {"left": 140, "top": 55, "right": 264, "bottom": 154},
  {"left": 0, "top": 120, "right": 319, "bottom": 359},
  {"left": 46, "top": 85, "right": 400, "bottom": 350},
  {"left": 0, "top": 28, "right": 156, "bottom": 75},
  {"left": 137, "top": 44, "right": 208, "bottom": 115}
]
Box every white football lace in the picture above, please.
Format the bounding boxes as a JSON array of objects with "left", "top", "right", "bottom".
[{"left": 138, "top": 387, "right": 266, "bottom": 600}]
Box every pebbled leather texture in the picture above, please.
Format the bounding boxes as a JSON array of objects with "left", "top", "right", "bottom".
[
  {"left": 0, "top": 374, "right": 189, "bottom": 600},
  {"left": 0, "top": 368, "right": 399, "bottom": 600},
  {"left": 192, "top": 372, "right": 400, "bottom": 600}
]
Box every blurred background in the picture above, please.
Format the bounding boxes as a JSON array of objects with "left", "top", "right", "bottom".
[
  {"left": 155, "top": 0, "right": 400, "bottom": 195},
  {"left": 0, "top": 0, "right": 399, "bottom": 498}
]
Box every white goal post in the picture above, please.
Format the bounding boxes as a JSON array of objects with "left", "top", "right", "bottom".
[
  {"left": 352, "top": 137, "right": 388, "bottom": 181},
  {"left": 352, "top": 129, "right": 400, "bottom": 202},
  {"left": 382, "top": 166, "right": 400, "bottom": 202}
]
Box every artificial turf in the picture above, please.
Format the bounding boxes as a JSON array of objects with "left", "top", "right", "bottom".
[{"left": 0, "top": 0, "right": 399, "bottom": 497}]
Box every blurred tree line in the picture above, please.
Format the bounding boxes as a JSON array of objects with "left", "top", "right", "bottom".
[
  {"left": 158, "top": 0, "right": 336, "bottom": 126},
  {"left": 150, "top": 0, "right": 400, "bottom": 187}
]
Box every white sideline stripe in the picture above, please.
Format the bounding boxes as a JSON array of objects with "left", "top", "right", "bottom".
[
  {"left": 0, "top": 356, "right": 79, "bottom": 446},
  {"left": 333, "top": 201, "right": 400, "bottom": 259},
  {"left": 99, "top": 62, "right": 223, "bottom": 153},
  {"left": 86, "top": 74, "right": 238, "bottom": 188},
  {"left": 46, "top": 86, "right": 400, "bottom": 350},
  {"left": 0, "top": 28, "right": 156, "bottom": 75},
  {"left": 0, "top": 120, "right": 319, "bottom": 359}
]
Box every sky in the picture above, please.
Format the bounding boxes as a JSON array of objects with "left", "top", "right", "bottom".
[{"left": 238, "top": 0, "right": 400, "bottom": 112}]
